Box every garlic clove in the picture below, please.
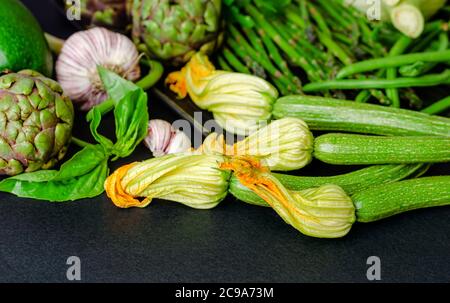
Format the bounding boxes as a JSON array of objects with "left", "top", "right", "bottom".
[
  {"left": 165, "top": 130, "right": 192, "bottom": 155},
  {"left": 144, "top": 119, "right": 174, "bottom": 157}
]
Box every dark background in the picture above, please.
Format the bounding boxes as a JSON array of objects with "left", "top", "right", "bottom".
[{"left": 0, "top": 0, "right": 448, "bottom": 283}]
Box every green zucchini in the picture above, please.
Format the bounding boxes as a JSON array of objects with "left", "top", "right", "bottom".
[
  {"left": 229, "top": 164, "right": 429, "bottom": 207},
  {"left": 272, "top": 95, "right": 450, "bottom": 137},
  {"left": 354, "top": 176, "right": 450, "bottom": 222},
  {"left": 314, "top": 134, "right": 450, "bottom": 165}
]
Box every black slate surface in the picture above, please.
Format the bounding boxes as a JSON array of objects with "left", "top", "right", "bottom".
[{"left": 0, "top": 0, "right": 449, "bottom": 283}]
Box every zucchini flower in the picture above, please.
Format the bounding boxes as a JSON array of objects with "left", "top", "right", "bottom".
[
  {"left": 196, "top": 118, "right": 314, "bottom": 171},
  {"left": 105, "top": 154, "right": 230, "bottom": 209},
  {"left": 220, "top": 157, "right": 355, "bottom": 238},
  {"left": 166, "top": 53, "right": 278, "bottom": 136}
]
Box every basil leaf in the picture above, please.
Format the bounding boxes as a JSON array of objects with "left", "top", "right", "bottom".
[
  {"left": 53, "top": 144, "right": 107, "bottom": 181},
  {"left": 88, "top": 107, "right": 114, "bottom": 151},
  {"left": 112, "top": 88, "right": 149, "bottom": 159},
  {"left": 0, "top": 145, "right": 109, "bottom": 201},
  {"left": 97, "top": 65, "right": 139, "bottom": 104}
]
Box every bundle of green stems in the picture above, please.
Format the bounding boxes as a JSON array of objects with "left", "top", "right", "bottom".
[{"left": 218, "top": 0, "right": 450, "bottom": 112}]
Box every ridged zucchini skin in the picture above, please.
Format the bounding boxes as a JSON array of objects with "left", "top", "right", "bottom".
[
  {"left": 273, "top": 96, "right": 450, "bottom": 137},
  {"left": 314, "top": 134, "right": 450, "bottom": 165},
  {"left": 354, "top": 176, "right": 450, "bottom": 223},
  {"left": 229, "top": 164, "right": 428, "bottom": 207}
]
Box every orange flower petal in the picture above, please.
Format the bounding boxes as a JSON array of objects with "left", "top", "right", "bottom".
[{"left": 104, "top": 163, "right": 152, "bottom": 209}]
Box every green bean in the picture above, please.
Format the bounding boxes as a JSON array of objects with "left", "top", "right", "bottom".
[
  {"left": 304, "top": 69, "right": 450, "bottom": 91},
  {"left": 399, "top": 32, "right": 449, "bottom": 77},
  {"left": 336, "top": 50, "right": 450, "bottom": 79},
  {"left": 422, "top": 96, "right": 450, "bottom": 115},
  {"left": 386, "top": 36, "right": 413, "bottom": 108}
]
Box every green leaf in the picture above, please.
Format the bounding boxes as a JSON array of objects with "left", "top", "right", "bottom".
[
  {"left": 0, "top": 145, "right": 109, "bottom": 201},
  {"left": 88, "top": 107, "right": 114, "bottom": 151},
  {"left": 97, "top": 65, "right": 140, "bottom": 105},
  {"left": 112, "top": 89, "right": 149, "bottom": 159}
]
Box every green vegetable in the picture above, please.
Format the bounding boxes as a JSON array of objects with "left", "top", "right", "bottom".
[
  {"left": 304, "top": 69, "right": 450, "bottom": 91},
  {"left": 0, "top": 70, "right": 74, "bottom": 175},
  {"left": 314, "top": 133, "right": 450, "bottom": 165},
  {"left": 422, "top": 95, "right": 450, "bottom": 115},
  {"left": 131, "top": 0, "right": 223, "bottom": 65},
  {"left": 229, "top": 164, "right": 429, "bottom": 207},
  {"left": 0, "top": 0, "right": 53, "bottom": 76},
  {"left": 221, "top": 157, "right": 355, "bottom": 238},
  {"left": 354, "top": 176, "right": 450, "bottom": 222},
  {"left": 385, "top": 35, "right": 413, "bottom": 108},
  {"left": 272, "top": 95, "right": 450, "bottom": 137},
  {"left": 0, "top": 68, "right": 149, "bottom": 201},
  {"left": 336, "top": 50, "right": 450, "bottom": 79},
  {"left": 399, "top": 32, "right": 449, "bottom": 77}
]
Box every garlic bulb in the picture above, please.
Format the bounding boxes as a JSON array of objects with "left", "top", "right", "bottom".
[
  {"left": 144, "top": 119, "right": 192, "bottom": 157},
  {"left": 56, "top": 27, "right": 141, "bottom": 110}
]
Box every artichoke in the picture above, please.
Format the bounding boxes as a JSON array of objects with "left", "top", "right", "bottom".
[
  {"left": 130, "top": 0, "right": 223, "bottom": 65},
  {"left": 0, "top": 70, "right": 74, "bottom": 176},
  {"left": 68, "top": 0, "right": 130, "bottom": 32}
]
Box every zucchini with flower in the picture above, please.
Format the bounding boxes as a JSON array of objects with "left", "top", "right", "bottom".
[
  {"left": 224, "top": 157, "right": 450, "bottom": 238},
  {"left": 166, "top": 52, "right": 278, "bottom": 135},
  {"left": 229, "top": 163, "right": 429, "bottom": 207},
  {"left": 105, "top": 154, "right": 230, "bottom": 209},
  {"left": 221, "top": 157, "right": 356, "bottom": 238},
  {"left": 196, "top": 117, "right": 314, "bottom": 171}
]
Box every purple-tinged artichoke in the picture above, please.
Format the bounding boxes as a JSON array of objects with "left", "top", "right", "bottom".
[
  {"left": 0, "top": 70, "right": 74, "bottom": 175},
  {"left": 130, "top": 0, "right": 223, "bottom": 66}
]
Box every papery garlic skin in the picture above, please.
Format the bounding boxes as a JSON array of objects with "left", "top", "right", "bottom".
[
  {"left": 144, "top": 119, "right": 174, "bottom": 157},
  {"left": 56, "top": 27, "right": 141, "bottom": 110},
  {"left": 166, "top": 131, "right": 192, "bottom": 155},
  {"left": 144, "top": 119, "right": 192, "bottom": 157}
]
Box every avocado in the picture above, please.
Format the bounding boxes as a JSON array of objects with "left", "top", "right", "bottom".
[{"left": 0, "top": 0, "right": 53, "bottom": 76}]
